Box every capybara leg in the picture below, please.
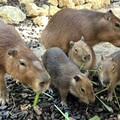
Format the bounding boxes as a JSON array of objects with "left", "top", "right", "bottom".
[
  {"left": 0, "top": 73, "right": 8, "bottom": 105},
  {"left": 59, "top": 88, "right": 68, "bottom": 106},
  {"left": 107, "top": 81, "right": 117, "bottom": 102}
]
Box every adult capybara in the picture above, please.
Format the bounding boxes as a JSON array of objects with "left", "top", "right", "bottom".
[
  {"left": 42, "top": 47, "right": 95, "bottom": 105},
  {"left": 68, "top": 36, "right": 96, "bottom": 70},
  {"left": 97, "top": 51, "right": 120, "bottom": 101},
  {"left": 0, "top": 20, "right": 50, "bottom": 105},
  {"left": 41, "top": 8, "right": 120, "bottom": 53}
]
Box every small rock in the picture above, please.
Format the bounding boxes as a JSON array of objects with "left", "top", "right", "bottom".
[
  {"left": 0, "top": 0, "right": 7, "bottom": 3},
  {"left": 49, "top": 5, "right": 60, "bottom": 16},
  {"left": 19, "top": 0, "right": 34, "bottom": 4},
  {"left": 118, "top": 114, "right": 120, "bottom": 120},
  {"left": 75, "top": 3, "right": 92, "bottom": 10},
  {"left": 0, "top": 6, "right": 26, "bottom": 24},
  {"left": 20, "top": 104, "right": 31, "bottom": 111},
  {"left": 26, "top": 3, "right": 48, "bottom": 17},
  {"left": 33, "top": 16, "right": 48, "bottom": 26},
  {"left": 0, "top": 105, "right": 7, "bottom": 110},
  {"left": 33, "top": 106, "right": 42, "bottom": 115},
  {"left": 48, "top": 0, "right": 58, "bottom": 6},
  {"left": 58, "top": 0, "right": 75, "bottom": 8}
]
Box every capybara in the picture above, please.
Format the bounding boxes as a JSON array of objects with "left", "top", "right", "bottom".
[
  {"left": 68, "top": 36, "right": 96, "bottom": 70},
  {"left": 0, "top": 20, "right": 50, "bottom": 105},
  {"left": 41, "top": 8, "right": 120, "bottom": 53},
  {"left": 42, "top": 47, "right": 95, "bottom": 105},
  {"left": 97, "top": 51, "right": 120, "bottom": 101}
]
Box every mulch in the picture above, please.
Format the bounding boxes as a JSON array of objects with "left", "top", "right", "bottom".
[{"left": 0, "top": 0, "right": 120, "bottom": 120}]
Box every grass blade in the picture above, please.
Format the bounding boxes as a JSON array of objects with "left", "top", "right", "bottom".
[
  {"left": 89, "top": 115, "right": 101, "bottom": 120},
  {"left": 113, "top": 90, "right": 120, "bottom": 110},
  {"left": 54, "top": 104, "right": 69, "bottom": 120},
  {"left": 96, "top": 96, "right": 113, "bottom": 113},
  {"left": 33, "top": 92, "right": 40, "bottom": 107}
]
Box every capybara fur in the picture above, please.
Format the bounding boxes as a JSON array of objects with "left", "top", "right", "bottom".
[
  {"left": 42, "top": 47, "right": 95, "bottom": 105},
  {"left": 97, "top": 51, "right": 120, "bottom": 101},
  {"left": 0, "top": 20, "right": 50, "bottom": 105},
  {"left": 68, "top": 36, "right": 96, "bottom": 70},
  {"left": 41, "top": 8, "right": 120, "bottom": 53}
]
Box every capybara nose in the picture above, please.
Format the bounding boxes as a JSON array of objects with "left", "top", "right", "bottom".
[
  {"left": 103, "top": 80, "right": 110, "bottom": 86},
  {"left": 82, "top": 54, "right": 90, "bottom": 62}
]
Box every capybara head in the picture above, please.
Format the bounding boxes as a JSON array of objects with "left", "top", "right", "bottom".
[
  {"left": 99, "top": 10, "right": 120, "bottom": 46},
  {"left": 97, "top": 56, "right": 118, "bottom": 87},
  {"left": 70, "top": 72, "right": 95, "bottom": 104},
  {"left": 68, "top": 36, "right": 93, "bottom": 69},
  {"left": 5, "top": 48, "right": 50, "bottom": 93}
]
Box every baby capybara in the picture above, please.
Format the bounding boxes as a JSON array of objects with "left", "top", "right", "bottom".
[
  {"left": 0, "top": 20, "right": 50, "bottom": 105},
  {"left": 41, "top": 8, "right": 120, "bottom": 53},
  {"left": 42, "top": 47, "right": 95, "bottom": 105},
  {"left": 97, "top": 51, "right": 120, "bottom": 101},
  {"left": 68, "top": 36, "right": 95, "bottom": 70}
]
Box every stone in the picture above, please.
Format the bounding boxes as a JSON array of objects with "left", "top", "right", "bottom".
[
  {"left": 48, "top": 0, "right": 58, "bottom": 6},
  {"left": 0, "top": 6, "right": 26, "bottom": 24},
  {"left": 111, "top": 8, "right": 120, "bottom": 19},
  {"left": 87, "top": 0, "right": 110, "bottom": 9},
  {"left": 26, "top": 3, "right": 48, "bottom": 17},
  {"left": 33, "top": 16, "right": 48, "bottom": 26},
  {"left": 0, "top": 0, "right": 7, "bottom": 3},
  {"left": 58, "top": 0, "right": 75, "bottom": 8},
  {"left": 19, "top": 0, "right": 34, "bottom": 4},
  {"left": 49, "top": 5, "right": 60, "bottom": 16},
  {"left": 75, "top": 3, "right": 92, "bottom": 9}
]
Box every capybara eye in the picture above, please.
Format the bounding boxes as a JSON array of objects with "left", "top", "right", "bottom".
[
  {"left": 74, "top": 48, "right": 77, "bottom": 52},
  {"left": 112, "top": 66, "right": 115, "bottom": 72},
  {"left": 19, "top": 60, "right": 26, "bottom": 66},
  {"left": 39, "top": 81, "right": 45, "bottom": 87},
  {"left": 80, "top": 87, "right": 85, "bottom": 93},
  {"left": 115, "top": 23, "right": 120, "bottom": 28},
  {"left": 98, "top": 65, "right": 102, "bottom": 71}
]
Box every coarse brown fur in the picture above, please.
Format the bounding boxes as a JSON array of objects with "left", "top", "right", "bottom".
[
  {"left": 68, "top": 36, "right": 96, "bottom": 70},
  {"left": 0, "top": 20, "right": 50, "bottom": 105},
  {"left": 42, "top": 47, "right": 95, "bottom": 105},
  {"left": 41, "top": 8, "right": 120, "bottom": 53},
  {"left": 97, "top": 51, "right": 120, "bottom": 101}
]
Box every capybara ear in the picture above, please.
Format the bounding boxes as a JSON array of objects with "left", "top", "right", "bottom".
[
  {"left": 84, "top": 70, "right": 89, "bottom": 77},
  {"left": 80, "top": 36, "right": 85, "bottom": 41},
  {"left": 74, "top": 75, "right": 81, "bottom": 82},
  {"left": 69, "top": 41, "right": 74, "bottom": 48},
  {"left": 33, "top": 61, "right": 43, "bottom": 70},
  {"left": 104, "top": 10, "right": 113, "bottom": 21},
  {"left": 7, "top": 48, "right": 18, "bottom": 57}
]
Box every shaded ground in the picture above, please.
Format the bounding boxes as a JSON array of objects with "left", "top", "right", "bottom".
[{"left": 0, "top": 0, "right": 120, "bottom": 120}]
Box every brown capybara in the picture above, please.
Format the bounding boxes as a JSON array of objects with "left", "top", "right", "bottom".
[
  {"left": 97, "top": 51, "right": 120, "bottom": 101},
  {"left": 42, "top": 47, "right": 95, "bottom": 105},
  {"left": 0, "top": 20, "right": 50, "bottom": 105},
  {"left": 68, "top": 36, "right": 96, "bottom": 70},
  {"left": 41, "top": 8, "right": 120, "bottom": 54}
]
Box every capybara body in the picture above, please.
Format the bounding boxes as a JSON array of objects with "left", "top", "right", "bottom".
[
  {"left": 42, "top": 47, "right": 95, "bottom": 105},
  {"left": 97, "top": 51, "right": 120, "bottom": 101},
  {"left": 68, "top": 36, "right": 95, "bottom": 70},
  {"left": 41, "top": 8, "right": 120, "bottom": 53},
  {"left": 0, "top": 20, "right": 50, "bottom": 105}
]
